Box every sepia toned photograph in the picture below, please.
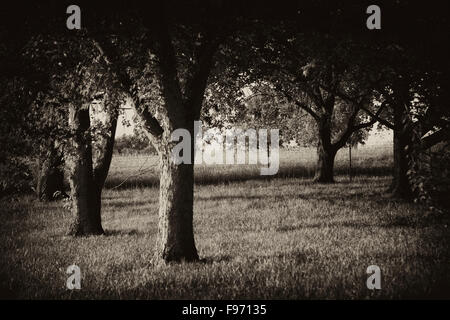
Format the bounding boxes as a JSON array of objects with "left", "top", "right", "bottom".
[{"left": 0, "top": 0, "right": 449, "bottom": 303}]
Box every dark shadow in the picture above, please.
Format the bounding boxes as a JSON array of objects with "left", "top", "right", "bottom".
[
  {"left": 0, "top": 287, "right": 16, "bottom": 299},
  {"left": 243, "top": 251, "right": 309, "bottom": 264},
  {"left": 278, "top": 222, "right": 368, "bottom": 231},
  {"left": 297, "top": 191, "right": 380, "bottom": 202},
  {"left": 196, "top": 195, "right": 265, "bottom": 202},
  {"left": 196, "top": 188, "right": 384, "bottom": 203},
  {"left": 103, "top": 164, "right": 392, "bottom": 190},
  {"left": 104, "top": 177, "right": 159, "bottom": 190},
  {"left": 104, "top": 229, "right": 143, "bottom": 236},
  {"left": 105, "top": 199, "right": 156, "bottom": 209},
  {"left": 276, "top": 218, "right": 423, "bottom": 231}
]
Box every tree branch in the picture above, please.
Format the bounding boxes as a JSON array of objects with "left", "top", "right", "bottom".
[
  {"left": 92, "top": 104, "right": 118, "bottom": 189},
  {"left": 91, "top": 37, "right": 164, "bottom": 145},
  {"left": 420, "top": 127, "right": 450, "bottom": 150},
  {"left": 333, "top": 107, "right": 361, "bottom": 150},
  {"left": 333, "top": 98, "right": 388, "bottom": 150},
  {"left": 335, "top": 89, "right": 395, "bottom": 130},
  {"left": 186, "top": 35, "right": 223, "bottom": 120},
  {"left": 274, "top": 84, "right": 320, "bottom": 121}
]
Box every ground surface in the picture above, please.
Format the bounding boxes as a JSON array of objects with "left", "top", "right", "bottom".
[{"left": 1, "top": 147, "right": 449, "bottom": 299}]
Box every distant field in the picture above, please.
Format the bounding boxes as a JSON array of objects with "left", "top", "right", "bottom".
[
  {"left": 106, "top": 145, "right": 393, "bottom": 189},
  {"left": 2, "top": 144, "right": 449, "bottom": 299}
]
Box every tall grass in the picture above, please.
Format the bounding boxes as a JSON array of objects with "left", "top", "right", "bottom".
[
  {"left": 2, "top": 144, "right": 449, "bottom": 299},
  {"left": 106, "top": 145, "right": 393, "bottom": 189}
]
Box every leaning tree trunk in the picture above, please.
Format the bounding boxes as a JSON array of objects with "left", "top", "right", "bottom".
[
  {"left": 91, "top": 105, "right": 118, "bottom": 235},
  {"left": 66, "top": 104, "right": 104, "bottom": 236},
  {"left": 388, "top": 105, "right": 413, "bottom": 199},
  {"left": 155, "top": 121, "right": 198, "bottom": 263},
  {"left": 314, "top": 116, "right": 336, "bottom": 183},
  {"left": 37, "top": 145, "right": 65, "bottom": 201}
]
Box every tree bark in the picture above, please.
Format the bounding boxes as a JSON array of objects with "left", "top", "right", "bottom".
[
  {"left": 314, "top": 116, "right": 336, "bottom": 183},
  {"left": 155, "top": 122, "right": 199, "bottom": 263},
  {"left": 388, "top": 105, "right": 413, "bottom": 199},
  {"left": 314, "top": 143, "right": 337, "bottom": 183},
  {"left": 37, "top": 145, "right": 65, "bottom": 201},
  {"left": 66, "top": 104, "right": 104, "bottom": 236}
]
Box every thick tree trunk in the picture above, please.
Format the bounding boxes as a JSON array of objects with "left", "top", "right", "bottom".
[
  {"left": 68, "top": 184, "right": 103, "bottom": 236},
  {"left": 389, "top": 107, "right": 413, "bottom": 199},
  {"left": 66, "top": 105, "right": 104, "bottom": 236},
  {"left": 37, "top": 146, "right": 65, "bottom": 201},
  {"left": 155, "top": 123, "right": 198, "bottom": 263},
  {"left": 314, "top": 144, "right": 337, "bottom": 183},
  {"left": 314, "top": 116, "right": 336, "bottom": 183}
]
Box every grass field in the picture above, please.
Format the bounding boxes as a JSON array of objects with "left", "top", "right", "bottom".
[
  {"left": 1, "top": 146, "right": 449, "bottom": 299},
  {"left": 106, "top": 146, "right": 393, "bottom": 188}
]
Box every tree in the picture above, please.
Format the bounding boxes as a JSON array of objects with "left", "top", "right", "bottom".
[
  {"left": 24, "top": 30, "right": 122, "bottom": 235},
  {"left": 84, "top": 1, "right": 230, "bottom": 261},
  {"left": 66, "top": 97, "right": 119, "bottom": 236},
  {"left": 208, "top": 0, "right": 449, "bottom": 189},
  {"left": 217, "top": 27, "right": 386, "bottom": 182},
  {"left": 351, "top": 39, "right": 450, "bottom": 200},
  {"left": 87, "top": 0, "right": 303, "bottom": 261}
]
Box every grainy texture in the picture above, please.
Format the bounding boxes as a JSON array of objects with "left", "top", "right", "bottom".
[{"left": 1, "top": 148, "right": 449, "bottom": 299}]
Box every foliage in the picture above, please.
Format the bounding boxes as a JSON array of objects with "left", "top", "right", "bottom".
[
  {"left": 0, "top": 158, "right": 33, "bottom": 197},
  {"left": 0, "top": 29, "right": 125, "bottom": 198},
  {"left": 206, "top": 24, "right": 382, "bottom": 156},
  {"left": 114, "top": 132, "right": 156, "bottom": 155},
  {"left": 24, "top": 31, "right": 123, "bottom": 149},
  {"left": 408, "top": 131, "right": 450, "bottom": 214},
  {"left": 0, "top": 39, "right": 39, "bottom": 196}
]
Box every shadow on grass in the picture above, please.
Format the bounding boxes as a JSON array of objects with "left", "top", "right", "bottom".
[
  {"left": 105, "top": 199, "right": 157, "bottom": 209},
  {"left": 104, "top": 229, "right": 143, "bottom": 236},
  {"left": 202, "top": 251, "right": 308, "bottom": 264},
  {"left": 276, "top": 216, "right": 434, "bottom": 232},
  {"left": 196, "top": 195, "right": 267, "bottom": 202},
  {"left": 0, "top": 265, "right": 49, "bottom": 300},
  {"left": 196, "top": 187, "right": 385, "bottom": 203},
  {"left": 104, "top": 165, "right": 392, "bottom": 190},
  {"left": 0, "top": 280, "right": 16, "bottom": 299},
  {"left": 275, "top": 221, "right": 379, "bottom": 232}
]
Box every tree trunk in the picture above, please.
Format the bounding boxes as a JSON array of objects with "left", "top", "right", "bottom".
[
  {"left": 388, "top": 105, "right": 413, "bottom": 199},
  {"left": 66, "top": 105, "right": 104, "bottom": 236},
  {"left": 68, "top": 184, "right": 103, "bottom": 236},
  {"left": 314, "top": 116, "right": 336, "bottom": 183},
  {"left": 155, "top": 123, "right": 199, "bottom": 263},
  {"left": 314, "top": 144, "right": 337, "bottom": 183},
  {"left": 37, "top": 146, "right": 65, "bottom": 201}
]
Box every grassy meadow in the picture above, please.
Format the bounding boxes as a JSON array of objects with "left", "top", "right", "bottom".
[{"left": 1, "top": 146, "right": 450, "bottom": 299}]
